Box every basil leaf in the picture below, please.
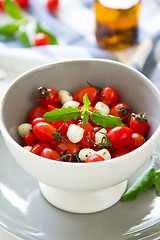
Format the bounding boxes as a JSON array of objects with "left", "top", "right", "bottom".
[
  {"left": 90, "top": 111, "right": 123, "bottom": 128},
  {"left": 44, "top": 107, "right": 81, "bottom": 122},
  {"left": 36, "top": 22, "right": 58, "bottom": 45},
  {"left": 81, "top": 111, "right": 90, "bottom": 126},
  {"left": 83, "top": 94, "right": 91, "bottom": 111},
  {"left": 16, "top": 24, "right": 31, "bottom": 47},
  {"left": 0, "top": 21, "right": 22, "bottom": 34},
  {"left": 154, "top": 171, "right": 160, "bottom": 196},
  {"left": 0, "top": 34, "right": 14, "bottom": 41},
  {"left": 121, "top": 166, "right": 156, "bottom": 202},
  {"left": 4, "top": 0, "right": 23, "bottom": 20}
]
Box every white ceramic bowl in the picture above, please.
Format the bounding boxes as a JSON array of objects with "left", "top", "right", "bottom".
[{"left": 1, "top": 59, "right": 160, "bottom": 214}]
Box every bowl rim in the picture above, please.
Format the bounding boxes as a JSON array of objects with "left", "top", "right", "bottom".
[{"left": 1, "top": 58, "right": 160, "bottom": 167}]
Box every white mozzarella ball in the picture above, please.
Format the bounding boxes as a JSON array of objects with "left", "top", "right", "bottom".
[
  {"left": 95, "top": 128, "right": 107, "bottom": 144},
  {"left": 94, "top": 101, "right": 110, "bottom": 115},
  {"left": 18, "top": 123, "right": 32, "bottom": 138},
  {"left": 96, "top": 149, "right": 111, "bottom": 160},
  {"left": 23, "top": 146, "right": 32, "bottom": 151},
  {"left": 79, "top": 148, "right": 95, "bottom": 161},
  {"left": 59, "top": 90, "right": 73, "bottom": 104},
  {"left": 63, "top": 100, "right": 80, "bottom": 108},
  {"left": 67, "top": 124, "right": 84, "bottom": 143}
]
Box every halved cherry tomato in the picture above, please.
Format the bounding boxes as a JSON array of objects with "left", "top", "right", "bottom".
[
  {"left": 77, "top": 122, "right": 95, "bottom": 149},
  {"left": 38, "top": 87, "right": 60, "bottom": 107},
  {"left": 51, "top": 120, "right": 73, "bottom": 136},
  {"left": 128, "top": 133, "right": 146, "bottom": 150},
  {"left": 33, "top": 122, "right": 57, "bottom": 143},
  {"left": 23, "top": 133, "right": 37, "bottom": 146},
  {"left": 73, "top": 86, "right": 99, "bottom": 106},
  {"left": 110, "top": 102, "right": 131, "bottom": 123},
  {"left": 100, "top": 86, "right": 119, "bottom": 107},
  {"left": 33, "top": 33, "right": 50, "bottom": 46},
  {"left": 129, "top": 113, "right": 149, "bottom": 135},
  {"left": 112, "top": 147, "right": 131, "bottom": 158},
  {"left": 108, "top": 126, "right": 132, "bottom": 149},
  {"left": 40, "top": 148, "right": 60, "bottom": 160},
  {"left": 31, "top": 142, "right": 53, "bottom": 155},
  {"left": 32, "top": 117, "right": 48, "bottom": 128},
  {"left": 28, "top": 106, "right": 48, "bottom": 123},
  {"left": 46, "top": 0, "right": 59, "bottom": 13},
  {"left": 85, "top": 154, "right": 104, "bottom": 163}
]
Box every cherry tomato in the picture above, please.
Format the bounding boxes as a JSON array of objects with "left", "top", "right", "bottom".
[
  {"left": 77, "top": 122, "right": 95, "bottom": 149},
  {"left": 112, "top": 147, "right": 131, "bottom": 158},
  {"left": 93, "top": 126, "right": 102, "bottom": 134},
  {"left": 73, "top": 86, "right": 99, "bottom": 106},
  {"left": 100, "top": 86, "right": 119, "bottom": 107},
  {"left": 32, "top": 117, "right": 48, "bottom": 128},
  {"left": 31, "top": 142, "right": 53, "bottom": 155},
  {"left": 129, "top": 113, "right": 149, "bottom": 135},
  {"left": 33, "top": 122, "right": 57, "bottom": 143},
  {"left": 14, "top": 0, "right": 29, "bottom": 8},
  {"left": 55, "top": 139, "right": 79, "bottom": 161},
  {"left": 40, "top": 148, "right": 60, "bottom": 160},
  {"left": 85, "top": 154, "right": 105, "bottom": 163},
  {"left": 28, "top": 106, "right": 48, "bottom": 123},
  {"left": 46, "top": 0, "right": 59, "bottom": 13},
  {"left": 51, "top": 120, "right": 73, "bottom": 136},
  {"left": 110, "top": 102, "right": 131, "bottom": 123},
  {"left": 0, "top": 0, "right": 4, "bottom": 10},
  {"left": 23, "top": 133, "right": 37, "bottom": 146},
  {"left": 108, "top": 126, "right": 132, "bottom": 149},
  {"left": 48, "top": 105, "right": 58, "bottom": 111},
  {"left": 33, "top": 33, "right": 50, "bottom": 46},
  {"left": 38, "top": 87, "right": 60, "bottom": 107},
  {"left": 128, "top": 133, "right": 146, "bottom": 150}
]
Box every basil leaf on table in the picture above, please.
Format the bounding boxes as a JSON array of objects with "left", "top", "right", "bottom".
[
  {"left": 0, "top": 21, "right": 23, "bottom": 35},
  {"left": 154, "top": 170, "right": 160, "bottom": 196},
  {"left": 121, "top": 166, "right": 156, "bottom": 202},
  {"left": 36, "top": 22, "right": 58, "bottom": 45},
  {"left": 4, "top": 0, "right": 23, "bottom": 20},
  {"left": 90, "top": 111, "right": 123, "bottom": 128},
  {"left": 16, "top": 24, "right": 32, "bottom": 47}
]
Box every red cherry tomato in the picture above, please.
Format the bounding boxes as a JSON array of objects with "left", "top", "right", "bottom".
[
  {"left": 40, "top": 148, "right": 60, "bottom": 160},
  {"left": 33, "top": 122, "right": 57, "bottom": 143},
  {"left": 77, "top": 122, "right": 95, "bottom": 149},
  {"left": 23, "top": 133, "right": 37, "bottom": 146},
  {"left": 112, "top": 147, "right": 131, "bottom": 158},
  {"left": 32, "top": 117, "right": 48, "bottom": 128},
  {"left": 110, "top": 102, "right": 131, "bottom": 123},
  {"left": 38, "top": 87, "right": 60, "bottom": 107},
  {"left": 48, "top": 105, "right": 58, "bottom": 111},
  {"left": 128, "top": 133, "right": 146, "bottom": 150},
  {"left": 73, "top": 86, "right": 99, "bottom": 106},
  {"left": 51, "top": 120, "right": 73, "bottom": 136},
  {"left": 55, "top": 139, "right": 79, "bottom": 161},
  {"left": 33, "top": 33, "right": 50, "bottom": 46},
  {"left": 28, "top": 106, "right": 48, "bottom": 123},
  {"left": 31, "top": 142, "right": 53, "bottom": 155},
  {"left": 46, "top": 0, "right": 59, "bottom": 13},
  {"left": 0, "top": 0, "right": 4, "bottom": 10},
  {"left": 100, "top": 86, "right": 119, "bottom": 107},
  {"left": 129, "top": 113, "right": 149, "bottom": 135},
  {"left": 108, "top": 126, "right": 132, "bottom": 149},
  {"left": 85, "top": 154, "right": 105, "bottom": 163},
  {"left": 14, "top": 0, "right": 29, "bottom": 8}
]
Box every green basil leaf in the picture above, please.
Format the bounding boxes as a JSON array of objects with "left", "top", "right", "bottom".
[
  {"left": 16, "top": 24, "right": 31, "bottom": 47},
  {"left": 90, "top": 111, "right": 123, "bottom": 128},
  {"left": 44, "top": 107, "right": 81, "bottom": 122},
  {"left": 83, "top": 94, "right": 91, "bottom": 111},
  {"left": 36, "top": 22, "right": 58, "bottom": 45},
  {"left": 0, "top": 34, "right": 14, "bottom": 41},
  {"left": 81, "top": 110, "right": 90, "bottom": 126},
  {"left": 154, "top": 171, "right": 160, "bottom": 196},
  {"left": 121, "top": 166, "right": 156, "bottom": 202},
  {"left": 4, "top": 0, "right": 23, "bottom": 20},
  {"left": 0, "top": 21, "right": 22, "bottom": 35}
]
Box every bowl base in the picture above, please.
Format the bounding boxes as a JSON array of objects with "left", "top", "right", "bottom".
[{"left": 39, "top": 180, "right": 127, "bottom": 214}]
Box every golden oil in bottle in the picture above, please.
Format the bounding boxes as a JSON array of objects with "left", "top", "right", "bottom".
[{"left": 94, "top": 0, "right": 141, "bottom": 50}]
